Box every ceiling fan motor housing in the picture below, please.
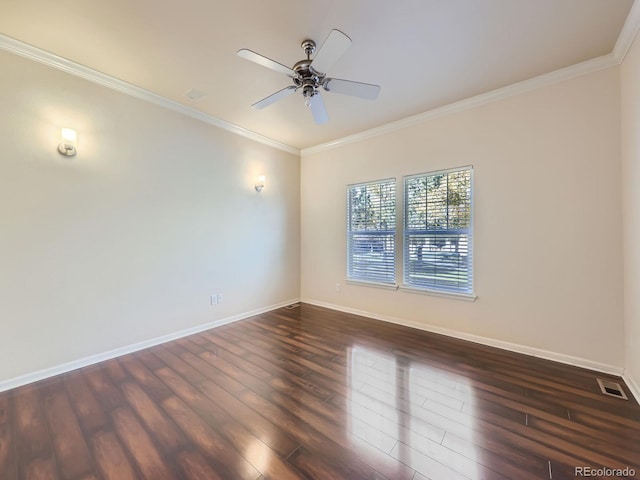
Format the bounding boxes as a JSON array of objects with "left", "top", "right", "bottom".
[{"left": 293, "top": 56, "right": 323, "bottom": 97}]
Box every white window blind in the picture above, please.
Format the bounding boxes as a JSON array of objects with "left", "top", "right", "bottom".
[
  {"left": 347, "top": 179, "right": 396, "bottom": 285},
  {"left": 403, "top": 167, "right": 473, "bottom": 294}
]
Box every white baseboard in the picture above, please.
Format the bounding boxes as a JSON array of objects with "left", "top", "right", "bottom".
[
  {"left": 0, "top": 298, "right": 299, "bottom": 393},
  {"left": 623, "top": 372, "right": 640, "bottom": 403},
  {"left": 302, "top": 298, "right": 625, "bottom": 376}
]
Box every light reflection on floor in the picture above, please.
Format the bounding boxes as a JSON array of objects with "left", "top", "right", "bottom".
[{"left": 347, "top": 344, "right": 479, "bottom": 479}]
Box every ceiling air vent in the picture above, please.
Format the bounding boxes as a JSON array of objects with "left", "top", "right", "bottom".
[{"left": 597, "top": 378, "right": 628, "bottom": 400}]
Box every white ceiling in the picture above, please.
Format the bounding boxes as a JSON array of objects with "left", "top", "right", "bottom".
[{"left": 0, "top": 0, "right": 634, "bottom": 150}]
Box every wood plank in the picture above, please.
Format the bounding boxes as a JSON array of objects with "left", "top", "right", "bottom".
[
  {"left": 111, "top": 407, "right": 177, "bottom": 479},
  {"left": 23, "top": 458, "right": 58, "bottom": 480},
  {"left": 0, "top": 394, "right": 16, "bottom": 480},
  {"left": 209, "top": 329, "right": 335, "bottom": 400},
  {"left": 165, "top": 342, "right": 247, "bottom": 396},
  {"left": 220, "top": 422, "right": 305, "bottom": 480},
  {"left": 238, "top": 389, "right": 413, "bottom": 480},
  {"left": 120, "top": 381, "right": 190, "bottom": 454},
  {"left": 118, "top": 355, "right": 173, "bottom": 402},
  {"left": 194, "top": 378, "right": 300, "bottom": 458},
  {"left": 14, "top": 386, "right": 57, "bottom": 480},
  {"left": 287, "top": 445, "right": 365, "bottom": 480},
  {"left": 527, "top": 415, "right": 640, "bottom": 468},
  {"left": 134, "top": 350, "right": 165, "bottom": 371},
  {"left": 181, "top": 334, "right": 411, "bottom": 478},
  {"left": 568, "top": 408, "right": 640, "bottom": 442},
  {"left": 176, "top": 451, "right": 225, "bottom": 480},
  {"left": 63, "top": 373, "right": 109, "bottom": 434},
  {"left": 154, "top": 364, "right": 299, "bottom": 459},
  {"left": 160, "top": 396, "right": 260, "bottom": 480},
  {"left": 42, "top": 381, "right": 94, "bottom": 479},
  {"left": 355, "top": 376, "right": 621, "bottom": 471},
  {"left": 2, "top": 303, "right": 640, "bottom": 480},
  {"left": 150, "top": 347, "right": 208, "bottom": 386},
  {"left": 390, "top": 441, "right": 470, "bottom": 480},
  {"left": 215, "top": 328, "right": 312, "bottom": 377},
  {"left": 84, "top": 369, "right": 126, "bottom": 411},
  {"left": 91, "top": 430, "right": 138, "bottom": 480},
  {"left": 103, "top": 359, "right": 129, "bottom": 384},
  {"left": 441, "top": 431, "right": 549, "bottom": 480},
  {"left": 156, "top": 352, "right": 300, "bottom": 479}
]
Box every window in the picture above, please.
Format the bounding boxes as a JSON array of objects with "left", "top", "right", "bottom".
[
  {"left": 347, "top": 179, "right": 396, "bottom": 285},
  {"left": 403, "top": 167, "right": 473, "bottom": 294}
]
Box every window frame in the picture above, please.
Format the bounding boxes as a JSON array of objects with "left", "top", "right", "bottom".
[
  {"left": 346, "top": 177, "right": 398, "bottom": 287},
  {"left": 401, "top": 166, "right": 475, "bottom": 298}
]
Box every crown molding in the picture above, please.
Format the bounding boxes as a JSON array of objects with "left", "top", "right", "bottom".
[
  {"left": 301, "top": 0, "right": 640, "bottom": 156},
  {"left": 301, "top": 54, "right": 618, "bottom": 156},
  {"left": 4, "top": 0, "right": 639, "bottom": 161},
  {"left": 613, "top": 0, "right": 640, "bottom": 63},
  {"left": 0, "top": 34, "right": 299, "bottom": 156}
]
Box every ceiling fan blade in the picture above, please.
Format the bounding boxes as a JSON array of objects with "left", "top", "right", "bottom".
[
  {"left": 251, "top": 86, "right": 297, "bottom": 109},
  {"left": 237, "top": 49, "right": 294, "bottom": 76},
  {"left": 309, "top": 93, "right": 328, "bottom": 124},
  {"left": 323, "top": 78, "right": 380, "bottom": 100},
  {"left": 310, "top": 29, "right": 352, "bottom": 75}
]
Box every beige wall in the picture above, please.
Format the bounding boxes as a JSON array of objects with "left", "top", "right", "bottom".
[
  {"left": 301, "top": 67, "right": 624, "bottom": 369},
  {"left": 621, "top": 33, "right": 640, "bottom": 393},
  {"left": 1, "top": 39, "right": 633, "bottom": 389},
  {"left": 0, "top": 50, "right": 300, "bottom": 385}
]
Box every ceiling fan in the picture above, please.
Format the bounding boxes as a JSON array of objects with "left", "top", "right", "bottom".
[{"left": 237, "top": 30, "right": 380, "bottom": 124}]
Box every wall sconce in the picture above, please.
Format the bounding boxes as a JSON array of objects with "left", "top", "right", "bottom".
[
  {"left": 57, "top": 128, "right": 77, "bottom": 157},
  {"left": 255, "top": 175, "right": 266, "bottom": 192}
]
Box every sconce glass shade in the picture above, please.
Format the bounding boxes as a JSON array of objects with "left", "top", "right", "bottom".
[
  {"left": 58, "top": 128, "right": 77, "bottom": 156},
  {"left": 255, "top": 175, "right": 266, "bottom": 192}
]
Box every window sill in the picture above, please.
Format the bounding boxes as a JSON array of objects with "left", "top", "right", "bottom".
[
  {"left": 400, "top": 285, "right": 477, "bottom": 302},
  {"left": 345, "top": 279, "right": 399, "bottom": 291}
]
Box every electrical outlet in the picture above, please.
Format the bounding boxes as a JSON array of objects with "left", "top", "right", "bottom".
[
  {"left": 210, "top": 294, "right": 218, "bottom": 305},
  {"left": 335, "top": 283, "right": 342, "bottom": 292},
  {"left": 217, "top": 293, "right": 224, "bottom": 303}
]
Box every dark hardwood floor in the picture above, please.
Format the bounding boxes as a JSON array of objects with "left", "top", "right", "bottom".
[{"left": 1, "top": 303, "right": 639, "bottom": 480}]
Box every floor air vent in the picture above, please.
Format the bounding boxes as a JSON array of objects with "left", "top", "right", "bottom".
[
  {"left": 597, "top": 378, "right": 628, "bottom": 400},
  {"left": 284, "top": 303, "right": 300, "bottom": 310}
]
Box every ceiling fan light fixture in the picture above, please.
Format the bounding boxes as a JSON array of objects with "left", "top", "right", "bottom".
[{"left": 303, "top": 85, "right": 315, "bottom": 107}]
